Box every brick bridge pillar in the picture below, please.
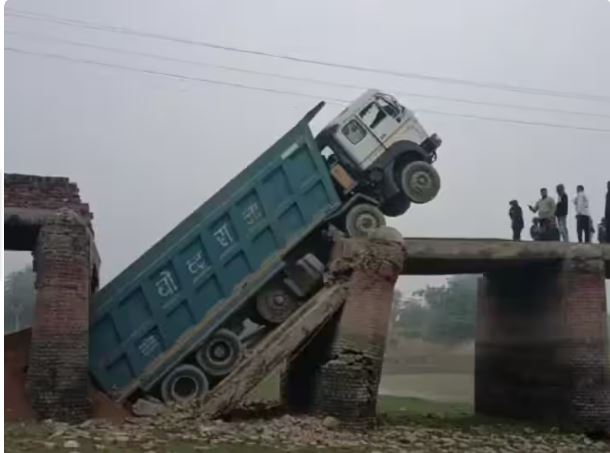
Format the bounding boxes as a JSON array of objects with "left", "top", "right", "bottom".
[
  {"left": 476, "top": 253, "right": 610, "bottom": 432},
  {"left": 27, "top": 209, "right": 95, "bottom": 422},
  {"left": 282, "top": 230, "right": 405, "bottom": 427}
]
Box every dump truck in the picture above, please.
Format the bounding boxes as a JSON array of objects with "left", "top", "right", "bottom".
[{"left": 89, "top": 89, "right": 441, "bottom": 404}]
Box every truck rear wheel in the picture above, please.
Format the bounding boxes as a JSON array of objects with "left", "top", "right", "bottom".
[
  {"left": 195, "top": 329, "right": 243, "bottom": 377},
  {"left": 254, "top": 284, "right": 298, "bottom": 325},
  {"left": 160, "top": 364, "right": 209, "bottom": 404},
  {"left": 400, "top": 161, "right": 440, "bottom": 204},
  {"left": 345, "top": 203, "right": 386, "bottom": 237}
]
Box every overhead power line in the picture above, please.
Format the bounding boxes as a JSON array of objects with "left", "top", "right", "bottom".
[
  {"left": 6, "top": 45, "right": 610, "bottom": 135},
  {"left": 7, "top": 29, "right": 610, "bottom": 121},
  {"left": 5, "top": 46, "right": 349, "bottom": 105},
  {"left": 6, "top": 7, "right": 610, "bottom": 104}
]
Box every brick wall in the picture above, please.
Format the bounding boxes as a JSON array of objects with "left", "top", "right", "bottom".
[
  {"left": 557, "top": 257, "right": 610, "bottom": 432},
  {"left": 26, "top": 209, "right": 93, "bottom": 422},
  {"left": 4, "top": 173, "right": 92, "bottom": 222},
  {"left": 475, "top": 257, "right": 610, "bottom": 432},
  {"left": 292, "top": 235, "right": 405, "bottom": 427}
]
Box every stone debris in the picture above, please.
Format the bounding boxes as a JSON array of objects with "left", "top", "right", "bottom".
[
  {"left": 62, "top": 440, "right": 80, "bottom": 449},
  {"left": 131, "top": 397, "right": 166, "bottom": 417},
  {"left": 25, "top": 412, "right": 609, "bottom": 453},
  {"left": 321, "top": 416, "right": 340, "bottom": 429}
]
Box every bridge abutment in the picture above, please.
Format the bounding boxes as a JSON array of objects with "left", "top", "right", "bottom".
[{"left": 476, "top": 256, "right": 610, "bottom": 432}]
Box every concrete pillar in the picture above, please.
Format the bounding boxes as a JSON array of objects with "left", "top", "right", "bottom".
[
  {"left": 27, "top": 209, "right": 94, "bottom": 422},
  {"left": 476, "top": 256, "right": 610, "bottom": 432},
  {"left": 284, "top": 230, "right": 405, "bottom": 427}
]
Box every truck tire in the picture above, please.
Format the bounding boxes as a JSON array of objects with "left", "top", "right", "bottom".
[
  {"left": 345, "top": 203, "right": 386, "bottom": 237},
  {"left": 400, "top": 161, "right": 440, "bottom": 204},
  {"left": 195, "top": 329, "right": 243, "bottom": 377},
  {"left": 254, "top": 284, "right": 298, "bottom": 325},
  {"left": 160, "top": 364, "right": 209, "bottom": 404},
  {"left": 381, "top": 193, "right": 411, "bottom": 217}
]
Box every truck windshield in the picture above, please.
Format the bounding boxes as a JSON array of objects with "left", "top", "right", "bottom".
[
  {"left": 359, "top": 102, "right": 387, "bottom": 130},
  {"left": 376, "top": 97, "right": 399, "bottom": 118},
  {"left": 341, "top": 119, "right": 367, "bottom": 144}
]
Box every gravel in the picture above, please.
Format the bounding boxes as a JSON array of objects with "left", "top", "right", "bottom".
[{"left": 24, "top": 411, "right": 608, "bottom": 453}]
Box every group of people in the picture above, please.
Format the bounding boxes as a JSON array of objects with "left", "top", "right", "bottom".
[{"left": 508, "top": 181, "right": 610, "bottom": 243}]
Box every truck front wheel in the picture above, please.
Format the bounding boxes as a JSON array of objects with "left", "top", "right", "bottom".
[
  {"left": 160, "top": 364, "right": 209, "bottom": 404},
  {"left": 196, "top": 329, "right": 244, "bottom": 377},
  {"left": 400, "top": 161, "right": 440, "bottom": 204},
  {"left": 345, "top": 203, "right": 386, "bottom": 237}
]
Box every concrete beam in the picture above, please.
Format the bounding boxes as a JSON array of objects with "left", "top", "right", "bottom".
[{"left": 402, "top": 238, "right": 610, "bottom": 277}]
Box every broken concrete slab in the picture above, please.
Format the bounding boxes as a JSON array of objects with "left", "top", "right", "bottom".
[{"left": 194, "top": 284, "right": 348, "bottom": 419}]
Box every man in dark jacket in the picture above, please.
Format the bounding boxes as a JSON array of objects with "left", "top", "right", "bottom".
[
  {"left": 556, "top": 184, "right": 569, "bottom": 242},
  {"left": 604, "top": 181, "right": 610, "bottom": 243},
  {"left": 509, "top": 200, "right": 524, "bottom": 241}
]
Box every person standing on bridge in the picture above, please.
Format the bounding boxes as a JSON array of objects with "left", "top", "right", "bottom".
[
  {"left": 555, "top": 184, "right": 569, "bottom": 242},
  {"left": 508, "top": 200, "right": 524, "bottom": 241},
  {"left": 529, "top": 188, "right": 556, "bottom": 239},
  {"left": 573, "top": 185, "right": 591, "bottom": 243}
]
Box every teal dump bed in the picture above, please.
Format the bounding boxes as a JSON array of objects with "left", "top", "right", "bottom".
[{"left": 89, "top": 106, "right": 341, "bottom": 399}]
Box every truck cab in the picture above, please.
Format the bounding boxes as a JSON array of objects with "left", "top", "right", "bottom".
[{"left": 316, "top": 89, "right": 442, "bottom": 218}]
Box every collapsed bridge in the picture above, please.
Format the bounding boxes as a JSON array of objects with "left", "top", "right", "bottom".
[
  {"left": 199, "top": 236, "right": 610, "bottom": 431},
  {"left": 4, "top": 173, "right": 609, "bottom": 432}
]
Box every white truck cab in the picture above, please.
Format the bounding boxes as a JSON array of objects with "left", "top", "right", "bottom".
[{"left": 316, "top": 89, "right": 441, "bottom": 224}]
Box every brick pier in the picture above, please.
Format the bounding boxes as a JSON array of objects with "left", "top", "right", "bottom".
[
  {"left": 28, "top": 209, "right": 96, "bottom": 421},
  {"left": 283, "top": 232, "right": 406, "bottom": 427},
  {"left": 4, "top": 174, "right": 98, "bottom": 422},
  {"left": 476, "top": 254, "right": 610, "bottom": 432}
]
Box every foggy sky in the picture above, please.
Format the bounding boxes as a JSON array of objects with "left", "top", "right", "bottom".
[{"left": 4, "top": 0, "right": 610, "bottom": 296}]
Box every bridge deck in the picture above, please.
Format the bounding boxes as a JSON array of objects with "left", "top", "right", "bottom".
[{"left": 402, "top": 238, "right": 610, "bottom": 276}]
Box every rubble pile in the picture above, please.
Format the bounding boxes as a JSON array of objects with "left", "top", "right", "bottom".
[{"left": 9, "top": 412, "right": 607, "bottom": 453}]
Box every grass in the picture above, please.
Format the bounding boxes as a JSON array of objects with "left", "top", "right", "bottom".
[
  {"left": 245, "top": 373, "right": 558, "bottom": 435},
  {"left": 378, "top": 394, "right": 472, "bottom": 417}
]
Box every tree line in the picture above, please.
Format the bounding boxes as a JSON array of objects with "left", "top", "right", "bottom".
[
  {"left": 391, "top": 275, "right": 478, "bottom": 344},
  {"left": 4, "top": 265, "right": 36, "bottom": 334}
]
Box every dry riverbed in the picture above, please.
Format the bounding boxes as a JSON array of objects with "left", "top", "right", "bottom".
[{"left": 5, "top": 400, "right": 609, "bottom": 453}]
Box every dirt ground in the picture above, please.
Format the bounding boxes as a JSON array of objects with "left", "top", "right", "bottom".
[
  {"left": 382, "top": 336, "right": 475, "bottom": 375},
  {"left": 379, "top": 373, "right": 473, "bottom": 403},
  {"left": 379, "top": 337, "right": 474, "bottom": 404}
]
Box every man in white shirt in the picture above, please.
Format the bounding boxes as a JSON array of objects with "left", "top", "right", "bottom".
[
  {"left": 573, "top": 185, "right": 591, "bottom": 243},
  {"left": 529, "top": 188, "right": 556, "bottom": 240}
]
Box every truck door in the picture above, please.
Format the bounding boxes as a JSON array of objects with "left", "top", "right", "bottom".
[
  {"left": 362, "top": 98, "right": 400, "bottom": 142},
  {"left": 335, "top": 117, "right": 380, "bottom": 168},
  {"left": 356, "top": 100, "right": 400, "bottom": 168}
]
